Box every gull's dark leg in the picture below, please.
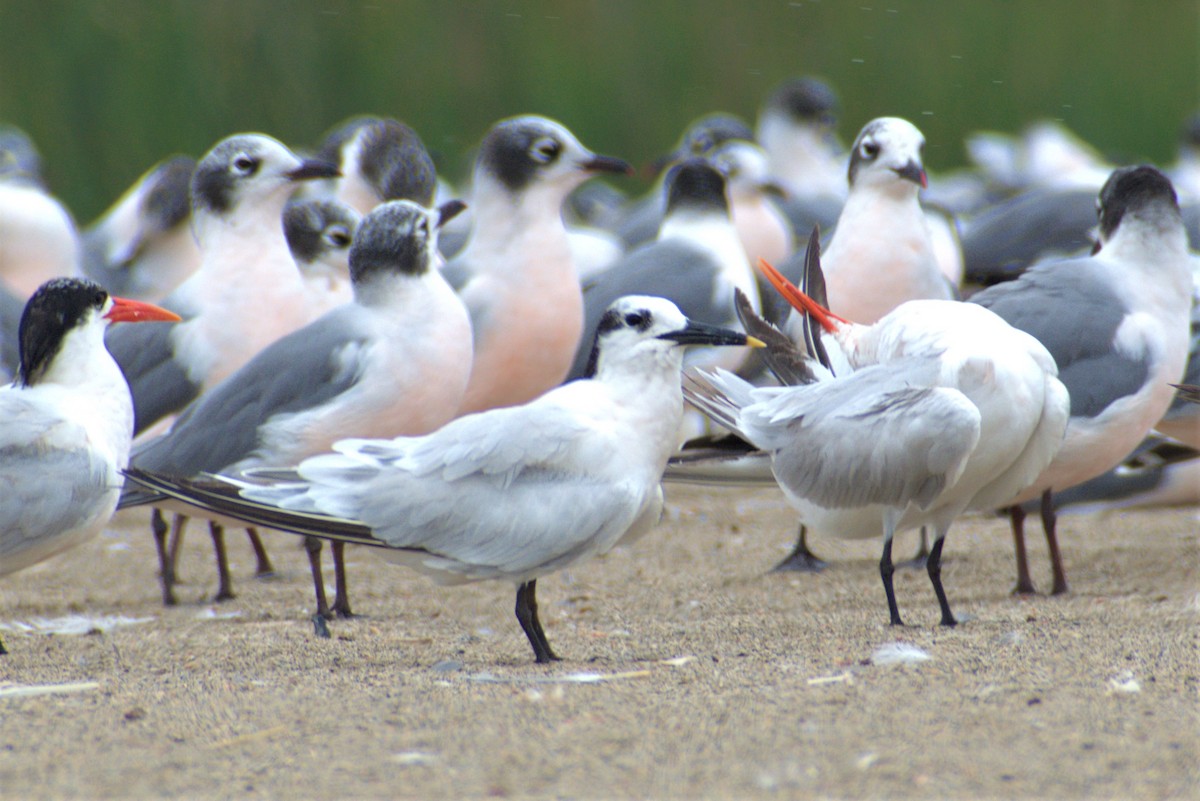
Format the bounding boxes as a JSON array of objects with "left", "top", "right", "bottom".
[
  {"left": 772, "top": 524, "right": 829, "bottom": 572},
  {"left": 515, "top": 580, "right": 560, "bottom": 663},
  {"left": 210, "top": 522, "right": 235, "bottom": 602},
  {"left": 1041, "top": 489, "right": 1069, "bottom": 595},
  {"left": 927, "top": 536, "right": 957, "bottom": 627},
  {"left": 166, "top": 513, "right": 187, "bottom": 580},
  {"left": 1008, "top": 504, "right": 1037, "bottom": 595},
  {"left": 880, "top": 537, "right": 903, "bottom": 626},
  {"left": 152, "top": 508, "right": 178, "bottom": 606},
  {"left": 305, "top": 536, "right": 331, "bottom": 621},
  {"left": 330, "top": 541, "right": 354, "bottom": 618},
  {"left": 246, "top": 528, "right": 275, "bottom": 578},
  {"left": 899, "top": 526, "right": 931, "bottom": 569}
]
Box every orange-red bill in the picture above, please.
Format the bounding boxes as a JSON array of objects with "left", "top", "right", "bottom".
[
  {"left": 755, "top": 258, "right": 847, "bottom": 334},
  {"left": 105, "top": 297, "right": 182, "bottom": 324}
]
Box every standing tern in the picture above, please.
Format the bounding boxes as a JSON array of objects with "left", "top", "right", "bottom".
[
  {"left": 123, "top": 200, "right": 468, "bottom": 617},
  {"left": 0, "top": 278, "right": 179, "bottom": 652},
  {"left": 448, "top": 115, "right": 631, "bottom": 414},
  {"left": 125, "top": 296, "right": 758, "bottom": 663},
  {"left": 684, "top": 244, "right": 1068, "bottom": 625},
  {"left": 970, "top": 165, "right": 1193, "bottom": 594}
]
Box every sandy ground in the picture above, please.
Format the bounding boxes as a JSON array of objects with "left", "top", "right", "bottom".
[{"left": 1, "top": 485, "right": 1197, "bottom": 800}]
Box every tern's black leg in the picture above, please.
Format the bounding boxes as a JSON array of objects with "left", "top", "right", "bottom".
[
  {"left": 330, "top": 541, "right": 354, "bottom": 618},
  {"left": 210, "top": 522, "right": 235, "bottom": 602},
  {"left": 515, "top": 580, "right": 560, "bottom": 663},
  {"left": 880, "top": 538, "right": 904, "bottom": 626},
  {"left": 1008, "top": 504, "right": 1037, "bottom": 595},
  {"left": 1040, "top": 489, "right": 1069, "bottom": 595},
  {"left": 899, "top": 527, "right": 932, "bottom": 569},
  {"left": 305, "top": 536, "right": 331, "bottom": 621},
  {"left": 927, "top": 537, "right": 957, "bottom": 627},
  {"left": 246, "top": 528, "right": 276, "bottom": 578},
  {"left": 151, "top": 508, "right": 179, "bottom": 606},
  {"left": 772, "top": 524, "right": 829, "bottom": 572}
]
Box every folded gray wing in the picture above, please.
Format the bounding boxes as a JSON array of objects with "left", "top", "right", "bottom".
[
  {"left": 131, "top": 308, "right": 372, "bottom": 476},
  {"left": 744, "top": 363, "right": 982, "bottom": 510},
  {"left": 352, "top": 467, "right": 647, "bottom": 581},
  {"left": 0, "top": 398, "right": 114, "bottom": 558},
  {"left": 970, "top": 259, "right": 1148, "bottom": 417},
  {"left": 0, "top": 281, "right": 22, "bottom": 378}
]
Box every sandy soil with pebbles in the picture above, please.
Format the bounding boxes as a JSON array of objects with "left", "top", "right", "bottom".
[{"left": 1, "top": 485, "right": 1197, "bottom": 800}]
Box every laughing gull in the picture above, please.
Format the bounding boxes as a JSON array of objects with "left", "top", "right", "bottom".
[
  {"left": 153, "top": 195, "right": 364, "bottom": 605},
  {"left": 686, "top": 252, "right": 1068, "bottom": 626},
  {"left": 286, "top": 197, "right": 362, "bottom": 316},
  {"left": 104, "top": 132, "right": 341, "bottom": 435},
  {"left": 568, "top": 159, "right": 759, "bottom": 381},
  {"left": 80, "top": 155, "right": 199, "bottom": 302},
  {"left": 121, "top": 200, "right": 471, "bottom": 617},
  {"left": 312, "top": 116, "right": 438, "bottom": 215},
  {"left": 102, "top": 133, "right": 339, "bottom": 606},
  {"left": 812, "top": 117, "right": 956, "bottom": 326},
  {"left": 0, "top": 131, "right": 81, "bottom": 299},
  {"left": 125, "top": 296, "right": 757, "bottom": 663},
  {"left": 448, "top": 115, "right": 631, "bottom": 414},
  {"left": 0, "top": 279, "right": 179, "bottom": 652},
  {"left": 970, "top": 165, "right": 1193, "bottom": 594}
]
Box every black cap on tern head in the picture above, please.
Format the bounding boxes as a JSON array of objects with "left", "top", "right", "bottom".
[{"left": 17, "top": 278, "right": 109, "bottom": 387}]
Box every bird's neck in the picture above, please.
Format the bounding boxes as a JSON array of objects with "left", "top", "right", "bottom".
[{"left": 464, "top": 180, "right": 569, "bottom": 265}]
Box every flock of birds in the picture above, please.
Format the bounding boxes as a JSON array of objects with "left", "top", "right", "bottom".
[{"left": 0, "top": 76, "right": 1197, "bottom": 663}]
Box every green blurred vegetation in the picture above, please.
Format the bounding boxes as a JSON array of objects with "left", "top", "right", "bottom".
[{"left": 0, "top": 0, "right": 1197, "bottom": 220}]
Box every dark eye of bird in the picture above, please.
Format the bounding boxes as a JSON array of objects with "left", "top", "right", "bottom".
[
  {"left": 861, "top": 141, "right": 880, "bottom": 159},
  {"left": 328, "top": 229, "right": 351, "bottom": 247},
  {"left": 233, "top": 156, "right": 260, "bottom": 175},
  {"left": 624, "top": 312, "right": 647, "bottom": 328},
  {"left": 533, "top": 138, "right": 561, "bottom": 163}
]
